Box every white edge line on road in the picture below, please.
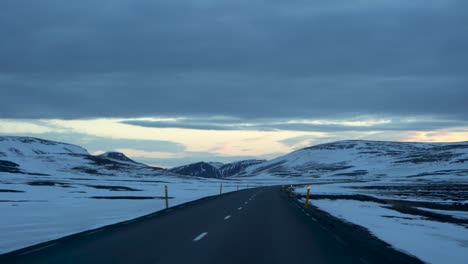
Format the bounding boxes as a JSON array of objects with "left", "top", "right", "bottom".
[
  {"left": 224, "top": 215, "right": 231, "bottom": 220},
  {"left": 83, "top": 229, "right": 103, "bottom": 236},
  {"left": 123, "top": 219, "right": 137, "bottom": 224},
  {"left": 193, "top": 232, "right": 208, "bottom": 242},
  {"left": 19, "top": 243, "right": 57, "bottom": 256},
  {"left": 238, "top": 207, "right": 243, "bottom": 210}
]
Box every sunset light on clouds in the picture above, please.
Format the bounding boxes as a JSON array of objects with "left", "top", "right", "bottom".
[{"left": 1, "top": 117, "right": 467, "bottom": 167}]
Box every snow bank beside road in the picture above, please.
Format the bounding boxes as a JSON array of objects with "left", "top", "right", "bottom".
[{"left": 312, "top": 199, "right": 468, "bottom": 264}]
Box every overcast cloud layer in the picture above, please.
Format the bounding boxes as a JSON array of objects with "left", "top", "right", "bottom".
[{"left": 1, "top": 0, "right": 467, "bottom": 121}]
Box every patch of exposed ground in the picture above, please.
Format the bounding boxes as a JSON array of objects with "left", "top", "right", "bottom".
[
  {"left": 349, "top": 182, "right": 468, "bottom": 202},
  {"left": 27, "top": 181, "right": 72, "bottom": 188},
  {"left": 89, "top": 196, "right": 173, "bottom": 200},
  {"left": 0, "top": 189, "right": 24, "bottom": 193},
  {"left": 297, "top": 194, "right": 468, "bottom": 226},
  {"left": 86, "top": 185, "right": 142, "bottom": 191}
]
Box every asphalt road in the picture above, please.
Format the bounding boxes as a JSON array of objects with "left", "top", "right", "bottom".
[{"left": 0, "top": 187, "right": 422, "bottom": 264}]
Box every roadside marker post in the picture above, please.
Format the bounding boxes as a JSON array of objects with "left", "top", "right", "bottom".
[
  {"left": 237, "top": 185, "right": 239, "bottom": 191},
  {"left": 304, "top": 186, "right": 311, "bottom": 209},
  {"left": 220, "top": 183, "right": 223, "bottom": 195},
  {"left": 165, "top": 185, "right": 169, "bottom": 209}
]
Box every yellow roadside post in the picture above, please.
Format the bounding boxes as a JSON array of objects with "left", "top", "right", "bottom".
[
  {"left": 165, "top": 185, "right": 169, "bottom": 209},
  {"left": 304, "top": 186, "right": 311, "bottom": 209}
]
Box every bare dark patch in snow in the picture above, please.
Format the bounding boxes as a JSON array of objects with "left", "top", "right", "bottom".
[
  {"left": 0, "top": 160, "right": 21, "bottom": 173},
  {"left": 334, "top": 170, "right": 368, "bottom": 176},
  {"left": 86, "top": 185, "right": 142, "bottom": 191},
  {"left": 0, "top": 189, "right": 24, "bottom": 193},
  {"left": 27, "top": 181, "right": 72, "bottom": 188},
  {"left": 89, "top": 196, "right": 173, "bottom": 200}
]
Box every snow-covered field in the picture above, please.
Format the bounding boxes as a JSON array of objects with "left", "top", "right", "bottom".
[
  {"left": 2, "top": 136, "right": 468, "bottom": 263},
  {"left": 1, "top": 171, "right": 253, "bottom": 254},
  {"left": 240, "top": 140, "right": 468, "bottom": 264},
  {"left": 0, "top": 137, "right": 261, "bottom": 254},
  {"left": 311, "top": 199, "right": 468, "bottom": 264}
]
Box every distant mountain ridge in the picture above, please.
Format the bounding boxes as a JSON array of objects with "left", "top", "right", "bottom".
[
  {"left": 239, "top": 140, "right": 468, "bottom": 179},
  {"left": 2, "top": 136, "right": 467, "bottom": 181},
  {"left": 170, "top": 162, "right": 224, "bottom": 178},
  {"left": 170, "top": 159, "right": 266, "bottom": 178},
  {"left": 0, "top": 136, "right": 167, "bottom": 177}
]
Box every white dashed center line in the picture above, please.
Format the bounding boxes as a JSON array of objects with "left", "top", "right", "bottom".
[
  {"left": 238, "top": 207, "right": 243, "bottom": 210},
  {"left": 224, "top": 215, "right": 231, "bottom": 220},
  {"left": 245, "top": 201, "right": 248, "bottom": 204},
  {"left": 305, "top": 213, "right": 310, "bottom": 217},
  {"left": 193, "top": 232, "right": 208, "bottom": 242},
  {"left": 311, "top": 217, "right": 318, "bottom": 222}
]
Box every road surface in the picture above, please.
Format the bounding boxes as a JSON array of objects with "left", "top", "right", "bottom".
[{"left": 0, "top": 187, "right": 422, "bottom": 264}]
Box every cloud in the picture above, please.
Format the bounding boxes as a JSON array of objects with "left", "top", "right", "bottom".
[
  {"left": 115, "top": 148, "right": 186, "bottom": 159},
  {"left": 0, "top": 0, "right": 466, "bottom": 120},
  {"left": 121, "top": 116, "right": 468, "bottom": 132}
]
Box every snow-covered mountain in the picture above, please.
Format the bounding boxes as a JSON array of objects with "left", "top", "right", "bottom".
[
  {"left": 240, "top": 140, "right": 468, "bottom": 180},
  {"left": 170, "top": 159, "right": 267, "bottom": 178},
  {"left": 219, "top": 159, "right": 266, "bottom": 177},
  {"left": 170, "top": 162, "right": 224, "bottom": 178},
  {"left": 0, "top": 136, "right": 167, "bottom": 177},
  {"left": 98, "top": 152, "right": 151, "bottom": 167},
  {"left": 0, "top": 136, "right": 88, "bottom": 156},
  {"left": 207, "top": 162, "right": 224, "bottom": 169}
]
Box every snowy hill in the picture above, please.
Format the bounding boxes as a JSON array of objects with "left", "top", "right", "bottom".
[
  {"left": 0, "top": 136, "right": 88, "bottom": 157},
  {"left": 170, "top": 160, "right": 267, "bottom": 178},
  {"left": 0, "top": 136, "right": 243, "bottom": 254},
  {"left": 207, "top": 162, "right": 224, "bottom": 169},
  {"left": 0, "top": 136, "right": 167, "bottom": 177},
  {"left": 219, "top": 159, "right": 266, "bottom": 177},
  {"left": 170, "top": 162, "right": 223, "bottom": 178},
  {"left": 98, "top": 152, "right": 151, "bottom": 167},
  {"left": 241, "top": 140, "right": 468, "bottom": 180}
]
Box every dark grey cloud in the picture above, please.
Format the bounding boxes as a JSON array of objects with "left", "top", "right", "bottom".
[
  {"left": 121, "top": 117, "right": 468, "bottom": 132},
  {"left": 1, "top": 0, "right": 467, "bottom": 121}
]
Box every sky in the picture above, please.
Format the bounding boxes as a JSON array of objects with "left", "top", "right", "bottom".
[{"left": 0, "top": 0, "right": 467, "bottom": 167}]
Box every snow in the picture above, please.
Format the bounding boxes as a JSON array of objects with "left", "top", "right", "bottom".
[
  {"left": 311, "top": 199, "right": 468, "bottom": 264},
  {"left": 0, "top": 136, "right": 88, "bottom": 156},
  {"left": 2, "top": 136, "right": 468, "bottom": 263},
  {"left": 0, "top": 172, "right": 245, "bottom": 254},
  {"left": 416, "top": 208, "right": 468, "bottom": 220}
]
